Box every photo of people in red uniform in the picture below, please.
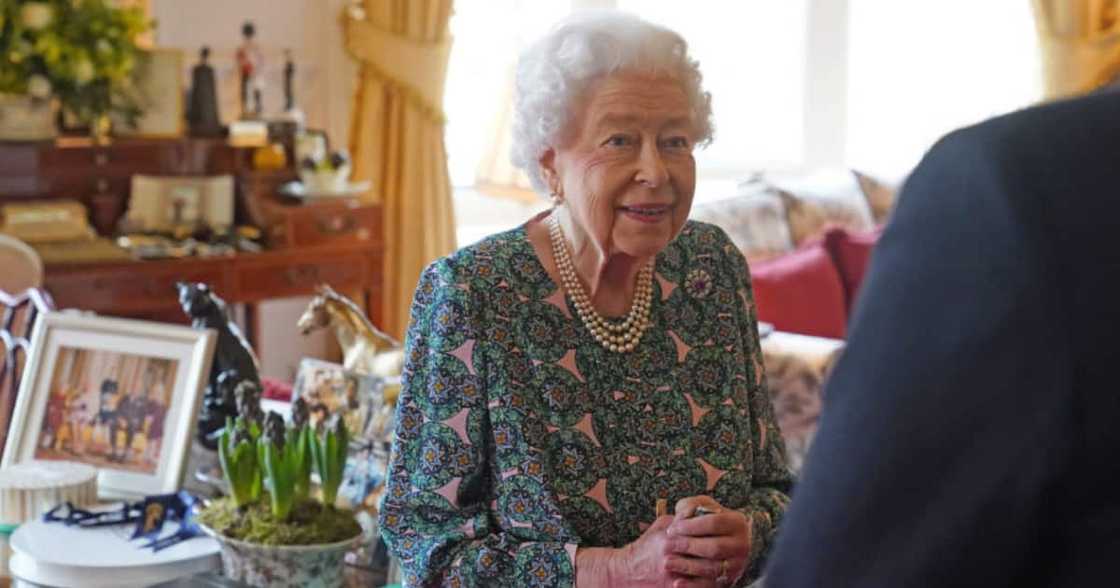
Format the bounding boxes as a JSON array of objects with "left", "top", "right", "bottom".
[{"left": 36, "top": 347, "right": 178, "bottom": 474}]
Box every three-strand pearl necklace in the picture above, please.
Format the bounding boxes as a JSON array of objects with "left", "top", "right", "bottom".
[{"left": 548, "top": 214, "right": 653, "bottom": 353}]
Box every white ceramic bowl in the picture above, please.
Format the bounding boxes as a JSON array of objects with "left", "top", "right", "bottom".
[
  {"left": 299, "top": 165, "right": 352, "bottom": 195},
  {"left": 198, "top": 522, "right": 360, "bottom": 588}
]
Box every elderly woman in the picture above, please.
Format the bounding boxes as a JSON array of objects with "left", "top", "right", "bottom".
[{"left": 380, "top": 11, "right": 791, "bottom": 587}]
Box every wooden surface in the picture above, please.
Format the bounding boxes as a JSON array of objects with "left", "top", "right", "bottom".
[
  {"left": 0, "top": 137, "right": 387, "bottom": 339},
  {"left": 0, "top": 138, "right": 249, "bottom": 236},
  {"left": 43, "top": 241, "right": 384, "bottom": 336}
]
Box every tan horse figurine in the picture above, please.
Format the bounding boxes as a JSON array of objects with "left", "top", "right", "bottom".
[{"left": 297, "top": 285, "right": 404, "bottom": 390}]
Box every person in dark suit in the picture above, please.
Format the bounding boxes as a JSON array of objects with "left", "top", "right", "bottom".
[{"left": 764, "top": 90, "right": 1120, "bottom": 587}]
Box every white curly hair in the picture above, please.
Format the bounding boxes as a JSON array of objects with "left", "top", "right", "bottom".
[{"left": 510, "top": 11, "right": 714, "bottom": 195}]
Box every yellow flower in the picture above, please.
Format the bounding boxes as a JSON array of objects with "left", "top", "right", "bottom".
[
  {"left": 20, "top": 2, "right": 53, "bottom": 31},
  {"left": 74, "top": 59, "right": 95, "bottom": 85}
]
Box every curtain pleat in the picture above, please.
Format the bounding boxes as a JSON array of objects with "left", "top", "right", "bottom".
[
  {"left": 1033, "top": 0, "right": 1120, "bottom": 98},
  {"left": 346, "top": 0, "right": 457, "bottom": 339}
]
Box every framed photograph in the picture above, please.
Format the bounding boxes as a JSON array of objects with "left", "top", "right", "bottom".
[
  {"left": 2, "top": 313, "right": 215, "bottom": 500},
  {"left": 292, "top": 358, "right": 397, "bottom": 515},
  {"left": 292, "top": 358, "right": 382, "bottom": 439},
  {"left": 337, "top": 376, "right": 396, "bottom": 512},
  {"left": 114, "top": 47, "right": 185, "bottom": 138},
  {"left": 125, "top": 174, "right": 235, "bottom": 233}
]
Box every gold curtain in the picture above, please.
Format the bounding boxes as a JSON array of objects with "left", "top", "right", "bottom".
[
  {"left": 344, "top": 0, "right": 457, "bottom": 339},
  {"left": 1032, "top": 0, "right": 1120, "bottom": 98}
]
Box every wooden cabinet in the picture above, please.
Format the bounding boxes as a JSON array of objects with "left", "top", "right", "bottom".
[
  {"left": 262, "top": 199, "right": 380, "bottom": 249},
  {"left": 44, "top": 244, "right": 384, "bottom": 331},
  {"left": 0, "top": 138, "right": 385, "bottom": 338},
  {"left": 0, "top": 138, "right": 247, "bottom": 235},
  {"left": 46, "top": 263, "right": 230, "bottom": 313}
]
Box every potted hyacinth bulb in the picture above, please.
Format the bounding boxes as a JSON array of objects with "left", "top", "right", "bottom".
[{"left": 196, "top": 389, "right": 361, "bottom": 588}]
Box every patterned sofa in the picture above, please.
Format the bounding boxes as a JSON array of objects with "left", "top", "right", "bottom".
[{"left": 690, "top": 168, "right": 898, "bottom": 472}]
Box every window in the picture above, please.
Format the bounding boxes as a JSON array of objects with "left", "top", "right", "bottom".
[
  {"left": 444, "top": 0, "right": 570, "bottom": 188},
  {"left": 443, "top": 1, "right": 1045, "bottom": 245},
  {"left": 845, "top": 0, "right": 1042, "bottom": 178},
  {"left": 618, "top": 1, "right": 810, "bottom": 178},
  {"left": 444, "top": 0, "right": 567, "bottom": 246}
]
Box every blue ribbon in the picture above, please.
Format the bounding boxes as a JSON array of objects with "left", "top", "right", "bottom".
[{"left": 43, "top": 491, "right": 202, "bottom": 551}]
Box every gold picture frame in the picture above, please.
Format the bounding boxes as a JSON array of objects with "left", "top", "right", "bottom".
[{"left": 114, "top": 48, "right": 185, "bottom": 138}]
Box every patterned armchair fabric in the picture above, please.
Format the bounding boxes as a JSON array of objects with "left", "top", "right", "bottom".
[
  {"left": 765, "top": 168, "right": 877, "bottom": 246},
  {"left": 690, "top": 183, "right": 795, "bottom": 263},
  {"left": 692, "top": 168, "right": 893, "bottom": 473},
  {"left": 760, "top": 332, "right": 844, "bottom": 474}
]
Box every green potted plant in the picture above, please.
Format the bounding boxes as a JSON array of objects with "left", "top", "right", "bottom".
[
  {"left": 197, "top": 393, "right": 362, "bottom": 588},
  {"left": 0, "top": 0, "right": 148, "bottom": 141}
]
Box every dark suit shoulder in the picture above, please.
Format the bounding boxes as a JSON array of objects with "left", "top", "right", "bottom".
[{"left": 935, "top": 92, "right": 1120, "bottom": 171}]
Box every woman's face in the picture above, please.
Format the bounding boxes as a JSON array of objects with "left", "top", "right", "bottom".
[{"left": 542, "top": 72, "right": 697, "bottom": 261}]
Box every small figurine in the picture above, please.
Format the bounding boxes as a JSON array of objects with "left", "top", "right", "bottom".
[
  {"left": 297, "top": 284, "right": 404, "bottom": 380},
  {"left": 187, "top": 46, "right": 222, "bottom": 136},
  {"left": 283, "top": 49, "right": 295, "bottom": 112},
  {"left": 177, "top": 282, "right": 261, "bottom": 448},
  {"left": 235, "top": 21, "right": 264, "bottom": 119}
]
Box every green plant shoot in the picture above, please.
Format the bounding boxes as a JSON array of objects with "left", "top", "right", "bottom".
[
  {"left": 312, "top": 416, "right": 349, "bottom": 508},
  {"left": 289, "top": 425, "right": 313, "bottom": 503},
  {"left": 218, "top": 417, "right": 260, "bottom": 508},
  {"left": 259, "top": 412, "right": 297, "bottom": 520}
]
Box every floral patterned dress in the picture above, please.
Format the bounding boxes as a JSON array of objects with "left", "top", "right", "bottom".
[{"left": 380, "top": 219, "right": 792, "bottom": 587}]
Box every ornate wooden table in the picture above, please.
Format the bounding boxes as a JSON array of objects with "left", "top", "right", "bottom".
[{"left": 43, "top": 240, "right": 384, "bottom": 343}]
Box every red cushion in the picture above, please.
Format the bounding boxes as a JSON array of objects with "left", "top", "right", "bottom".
[
  {"left": 261, "top": 377, "right": 294, "bottom": 402},
  {"left": 749, "top": 242, "right": 847, "bottom": 339},
  {"left": 824, "top": 226, "right": 883, "bottom": 313}
]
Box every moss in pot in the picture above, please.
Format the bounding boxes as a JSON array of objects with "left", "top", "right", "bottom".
[{"left": 197, "top": 396, "right": 362, "bottom": 587}]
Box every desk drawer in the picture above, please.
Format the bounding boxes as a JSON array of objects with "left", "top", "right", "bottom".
[
  {"left": 272, "top": 205, "right": 379, "bottom": 248},
  {"left": 237, "top": 254, "right": 369, "bottom": 300},
  {"left": 47, "top": 266, "right": 228, "bottom": 314},
  {"left": 41, "top": 143, "right": 178, "bottom": 173}
]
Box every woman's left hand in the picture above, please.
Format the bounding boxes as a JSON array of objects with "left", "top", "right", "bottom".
[{"left": 663, "top": 496, "right": 752, "bottom": 587}]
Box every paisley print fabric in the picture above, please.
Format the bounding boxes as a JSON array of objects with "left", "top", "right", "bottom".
[{"left": 380, "top": 220, "right": 793, "bottom": 587}]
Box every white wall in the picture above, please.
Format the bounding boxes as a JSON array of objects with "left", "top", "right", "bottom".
[
  {"left": 152, "top": 0, "right": 357, "bottom": 149},
  {"left": 803, "top": 0, "right": 849, "bottom": 168}
]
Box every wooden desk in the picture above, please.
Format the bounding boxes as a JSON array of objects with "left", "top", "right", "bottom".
[
  {"left": 0, "top": 137, "right": 385, "bottom": 339},
  {"left": 43, "top": 241, "right": 383, "bottom": 342}
]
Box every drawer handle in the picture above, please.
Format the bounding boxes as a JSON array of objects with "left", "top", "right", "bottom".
[
  {"left": 95, "top": 152, "right": 110, "bottom": 167},
  {"left": 284, "top": 265, "right": 319, "bottom": 286},
  {"left": 315, "top": 214, "right": 357, "bottom": 235}
]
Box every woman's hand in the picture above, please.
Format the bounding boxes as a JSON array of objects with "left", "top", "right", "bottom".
[
  {"left": 579, "top": 515, "right": 702, "bottom": 587},
  {"left": 578, "top": 497, "right": 751, "bottom": 587},
  {"left": 663, "top": 496, "right": 752, "bottom": 586}
]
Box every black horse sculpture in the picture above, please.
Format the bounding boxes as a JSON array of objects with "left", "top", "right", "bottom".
[{"left": 177, "top": 282, "right": 261, "bottom": 449}]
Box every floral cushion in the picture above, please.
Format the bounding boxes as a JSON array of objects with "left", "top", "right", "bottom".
[
  {"left": 853, "top": 170, "right": 899, "bottom": 224},
  {"left": 762, "top": 169, "right": 876, "bottom": 246},
  {"left": 689, "top": 186, "right": 795, "bottom": 263}
]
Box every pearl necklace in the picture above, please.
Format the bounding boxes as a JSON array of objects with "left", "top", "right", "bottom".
[{"left": 548, "top": 214, "right": 653, "bottom": 353}]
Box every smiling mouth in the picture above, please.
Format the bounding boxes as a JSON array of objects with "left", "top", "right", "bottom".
[{"left": 618, "top": 204, "right": 671, "bottom": 217}]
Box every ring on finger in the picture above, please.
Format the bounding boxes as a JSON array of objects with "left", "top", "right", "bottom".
[{"left": 716, "top": 558, "right": 730, "bottom": 585}]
